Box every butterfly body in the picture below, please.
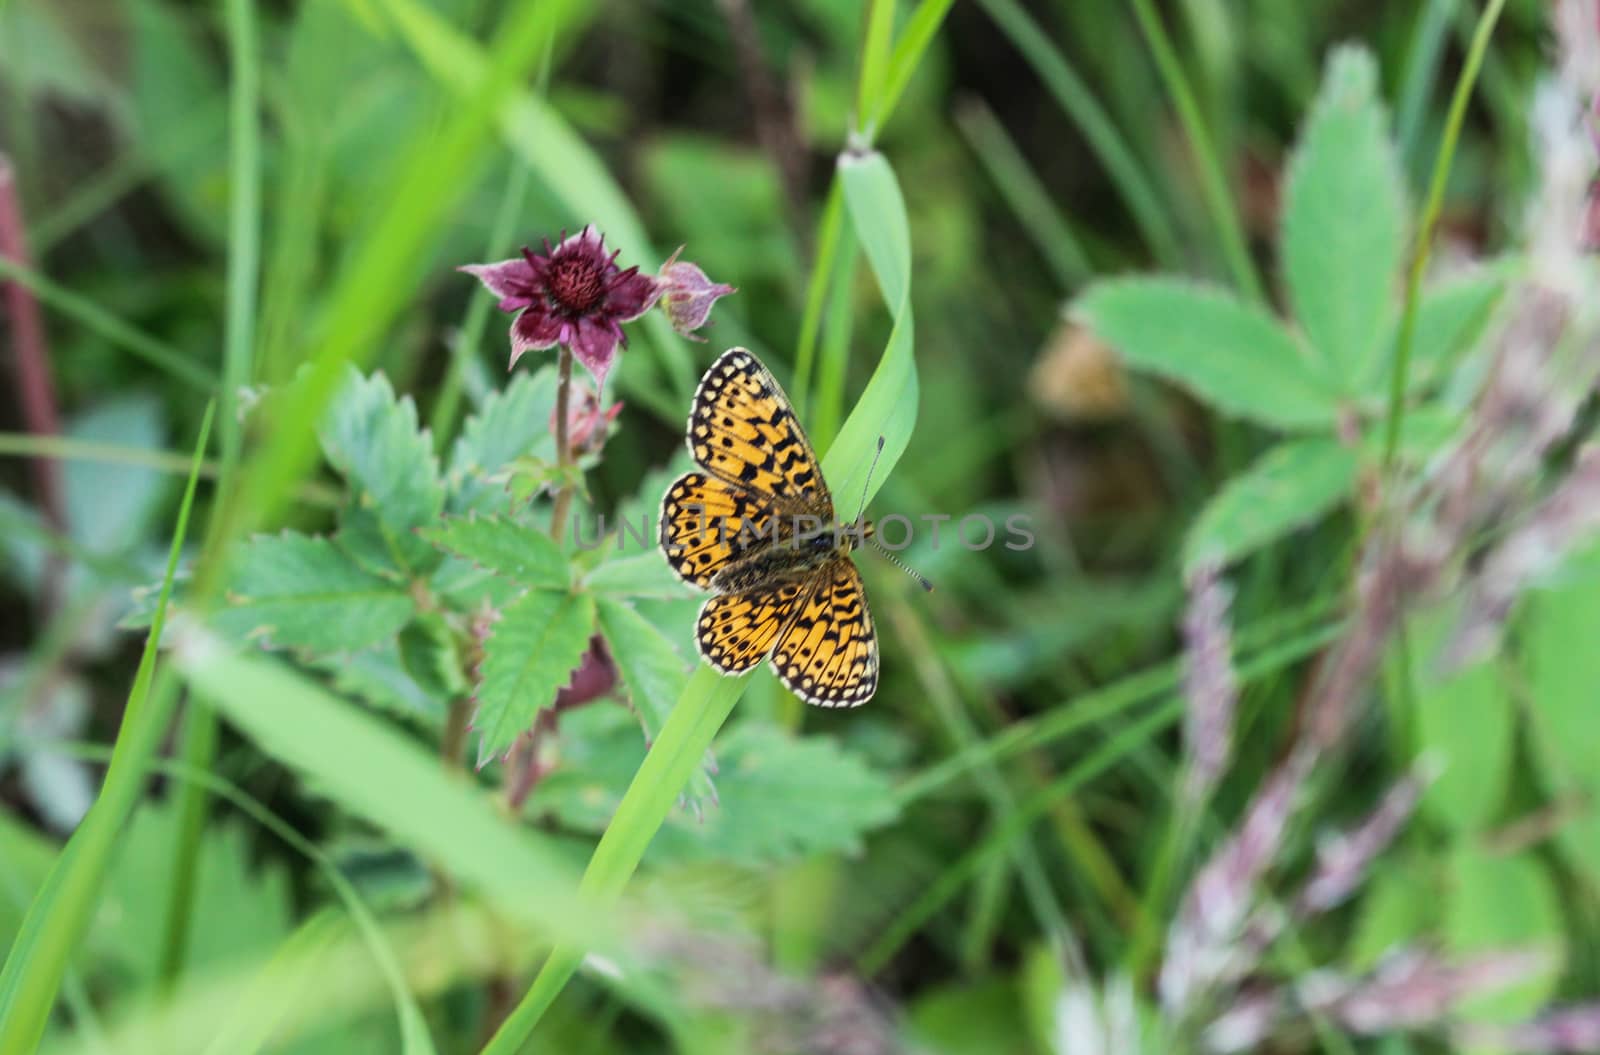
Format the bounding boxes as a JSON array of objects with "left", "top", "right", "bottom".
[{"left": 660, "top": 349, "right": 879, "bottom": 707}]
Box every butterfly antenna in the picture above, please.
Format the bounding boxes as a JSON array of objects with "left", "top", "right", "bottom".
[
  {"left": 852, "top": 436, "right": 887, "bottom": 528},
  {"left": 855, "top": 435, "right": 934, "bottom": 592}
]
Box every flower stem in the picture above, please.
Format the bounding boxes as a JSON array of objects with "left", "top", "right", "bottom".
[{"left": 549, "top": 344, "right": 574, "bottom": 545}]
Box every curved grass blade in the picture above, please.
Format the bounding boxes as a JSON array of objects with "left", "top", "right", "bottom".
[{"left": 0, "top": 402, "right": 213, "bottom": 1055}]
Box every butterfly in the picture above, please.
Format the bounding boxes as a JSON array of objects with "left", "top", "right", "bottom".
[{"left": 659, "top": 348, "right": 881, "bottom": 706}]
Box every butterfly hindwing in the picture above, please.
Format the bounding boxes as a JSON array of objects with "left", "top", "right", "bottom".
[
  {"left": 696, "top": 579, "right": 810, "bottom": 674},
  {"left": 687, "top": 349, "right": 830, "bottom": 512},
  {"left": 660, "top": 472, "right": 778, "bottom": 588},
  {"left": 771, "top": 558, "right": 878, "bottom": 708}
]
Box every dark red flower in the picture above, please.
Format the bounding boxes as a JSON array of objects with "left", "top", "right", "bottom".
[{"left": 460, "top": 226, "right": 662, "bottom": 390}]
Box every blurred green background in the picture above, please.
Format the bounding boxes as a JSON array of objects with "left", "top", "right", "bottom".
[{"left": 3, "top": 0, "right": 1597, "bottom": 1053}]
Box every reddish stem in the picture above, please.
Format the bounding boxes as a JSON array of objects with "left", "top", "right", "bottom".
[{"left": 0, "top": 156, "right": 68, "bottom": 611}]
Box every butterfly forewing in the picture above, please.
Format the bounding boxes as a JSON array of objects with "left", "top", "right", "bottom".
[
  {"left": 771, "top": 559, "right": 877, "bottom": 707},
  {"left": 696, "top": 579, "right": 810, "bottom": 673},
  {"left": 687, "top": 349, "right": 831, "bottom": 513},
  {"left": 660, "top": 472, "right": 779, "bottom": 588}
]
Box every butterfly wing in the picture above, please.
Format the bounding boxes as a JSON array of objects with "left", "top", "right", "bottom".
[
  {"left": 686, "top": 348, "right": 831, "bottom": 516},
  {"left": 771, "top": 558, "right": 878, "bottom": 707},
  {"left": 660, "top": 471, "right": 779, "bottom": 588},
  {"left": 696, "top": 578, "right": 810, "bottom": 673}
]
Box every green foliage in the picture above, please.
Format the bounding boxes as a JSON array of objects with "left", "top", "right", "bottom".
[
  {"left": 1444, "top": 846, "right": 1564, "bottom": 1021},
  {"left": 216, "top": 533, "right": 416, "bottom": 652},
  {"left": 318, "top": 368, "right": 445, "bottom": 576},
  {"left": 1522, "top": 544, "right": 1600, "bottom": 889},
  {"left": 472, "top": 589, "right": 597, "bottom": 767},
  {"left": 1074, "top": 279, "right": 1337, "bottom": 430},
  {"left": 1183, "top": 438, "right": 1357, "bottom": 573},
  {"left": 1407, "top": 605, "right": 1512, "bottom": 834},
  {"left": 418, "top": 515, "right": 568, "bottom": 590},
  {"left": 444, "top": 367, "right": 558, "bottom": 514},
  {"left": 1282, "top": 47, "right": 1407, "bottom": 390},
  {"left": 594, "top": 598, "right": 692, "bottom": 742}
]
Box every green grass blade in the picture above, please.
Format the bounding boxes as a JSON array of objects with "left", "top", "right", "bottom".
[
  {"left": 872, "top": 0, "right": 958, "bottom": 131},
  {"left": 0, "top": 401, "right": 214, "bottom": 1055},
  {"left": 1382, "top": 0, "right": 1509, "bottom": 470},
  {"left": 808, "top": 223, "right": 858, "bottom": 452},
  {"left": 955, "top": 99, "right": 1093, "bottom": 288},
  {"left": 159, "top": 0, "right": 262, "bottom": 990},
  {"left": 0, "top": 257, "right": 214, "bottom": 391},
  {"left": 855, "top": 0, "right": 897, "bottom": 137},
  {"left": 792, "top": 179, "right": 846, "bottom": 419},
  {"left": 976, "top": 0, "right": 1181, "bottom": 267},
  {"left": 1128, "top": 0, "right": 1264, "bottom": 301},
  {"left": 171, "top": 638, "right": 599, "bottom": 947},
  {"left": 481, "top": 667, "right": 746, "bottom": 1054}
]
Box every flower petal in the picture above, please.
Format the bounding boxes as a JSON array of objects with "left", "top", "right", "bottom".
[
  {"left": 459, "top": 258, "right": 537, "bottom": 303},
  {"left": 555, "top": 224, "right": 606, "bottom": 256},
  {"left": 508, "top": 307, "right": 564, "bottom": 369},
  {"left": 567, "top": 315, "right": 623, "bottom": 390},
  {"left": 605, "top": 266, "right": 663, "bottom": 322},
  {"left": 656, "top": 252, "right": 735, "bottom": 337}
]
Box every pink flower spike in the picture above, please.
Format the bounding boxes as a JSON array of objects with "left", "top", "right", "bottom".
[{"left": 657, "top": 246, "right": 736, "bottom": 340}]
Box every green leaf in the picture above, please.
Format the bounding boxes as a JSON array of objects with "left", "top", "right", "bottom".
[
  {"left": 396, "top": 615, "right": 469, "bottom": 703},
  {"left": 583, "top": 552, "right": 694, "bottom": 601},
  {"left": 418, "top": 515, "right": 568, "bottom": 590},
  {"left": 312, "top": 644, "right": 442, "bottom": 726},
  {"left": 318, "top": 368, "right": 445, "bottom": 575},
  {"left": 445, "top": 366, "right": 558, "bottom": 515},
  {"left": 1074, "top": 278, "right": 1338, "bottom": 430},
  {"left": 1443, "top": 846, "right": 1564, "bottom": 1021},
  {"left": 1408, "top": 604, "right": 1512, "bottom": 833},
  {"left": 1363, "top": 271, "right": 1506, "bottom": 398},
  {"left": 1183, "top": 438, "right": 1357, "bottom": 573},
  {"left": 533, "top": 713, "right": 897, "bottom": 866},
  {"left": 1281, "top": 46, "right": 1406, "bottom": 390},
  {"left": 216, "top": 532, "right": 415, "bottom": 654},
  {"left": 593, "top": 599, "right": 690, "bottom": 742},
  {"left": 1347, "top": 854, "right": 1440, "bottom": 971},
  {"left": 473, "top": 590, "right": 596, "bottom": 767},
  {"left": 171, "top": 637, "right": 599, "bottom": 949},
  {"left": 1522, "top": 543, "right": 1600, "bottom": 888},
  {"left": 101, "top": 801, "right": 291, "bottom": 982}
]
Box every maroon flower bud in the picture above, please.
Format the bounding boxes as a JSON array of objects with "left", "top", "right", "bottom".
[{"left": 656, "top": 246, "right": 736, "bottom": 340}]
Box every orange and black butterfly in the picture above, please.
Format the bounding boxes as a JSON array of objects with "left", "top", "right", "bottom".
[{"left": 659, "top": 349, "right": 881, "bottom": 706}]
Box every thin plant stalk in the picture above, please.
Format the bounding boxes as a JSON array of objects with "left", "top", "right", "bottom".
[
  {"left": 1382, "top": 0, "right": 1510, "bottom": 470},
  {"left": 160, "top": 0, "right": 261, "bottom": 990},
  {"left": 550, "top": 346, "right": 575, "bottom": 545},
  {"left": 1128, "top": 0, "right": 1265, "bottom": 302}
]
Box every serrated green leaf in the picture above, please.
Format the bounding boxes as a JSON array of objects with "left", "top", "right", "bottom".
[
  {"left": 1363, "top": 271, "right": 1506, "bottom": 399},
  {"left": 318, "top": 368, "right": 445, "bottom": 575},
  {"left": 593, "top": 598, "right": 713, "bottom": 810},
  {"left": 473, "top": 590, "right": 596, "bottom": 767},
  {"left": 312, "top": 643, "right": 442, "bottom": 726},
  {"left": 1522, "top": 544, "right": 1600, "bottom": 889},
  {"left": 1282, "top": 46, "right": 1406, "bottom": 390},
  {"left": 593, "top": 599, "right": 691, "bottom": 742},
  {"left": 425, "top": 555, "right": 525, "bottom": 612},
  {"left": 397, "top": 615, "right": 469, "bottom": 702},
  {"left": 216, "top": 532, "right": 415, "bottom": 653},
  {"left": 531, "top": 715, "right": 897, "bottom": 867},
  {"left": 583, "top": 552, "right": 694, "bottom": 600},
  {"left": 418, "top": 515, "right": 567, "bottom": 590},
  {"left": 1408, "top": 603, "right": 1511, "bottom": 833},
  {"left": 1183, "top": 438, "right": 1357, "bottom": 572},
  {"left": 1074, "top": 279, "right": 1337, "bottom": 430},
  {"left": 1444, "top": 846, "right": 1563, "bottom": 1022},
  {"left": 446, "top": 363, "right": 558, "bottom": 515},
  {"left": 101, "top": 802, "right": 292, "bottom": 983},
  {"left": 652, "top": 724, "right": 897, "bottom": 865}
]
